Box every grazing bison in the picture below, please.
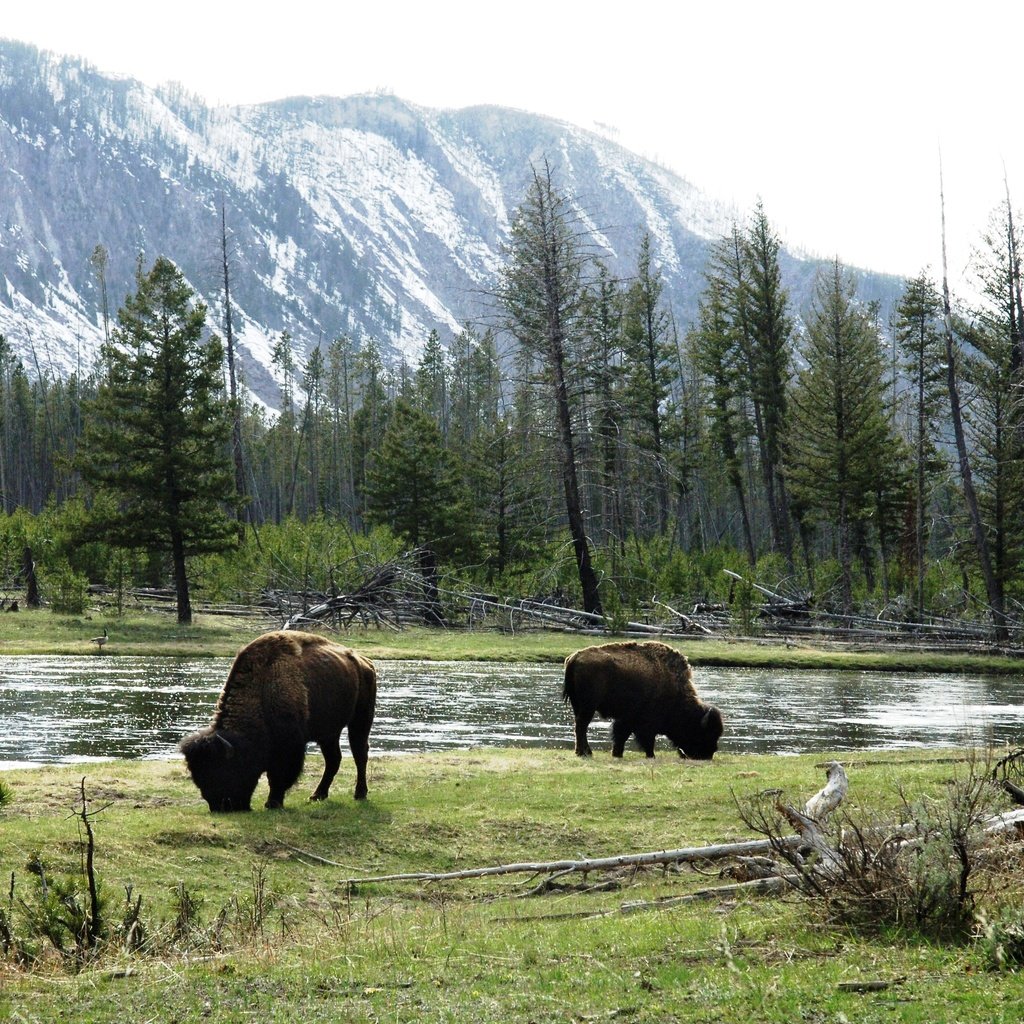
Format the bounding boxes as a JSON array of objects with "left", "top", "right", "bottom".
[
  {"left": 180, "top": 630, "right": 376, "bottom": 812},
  {"left": 562, "top": 641, "right": 723, "bottom": 760}
]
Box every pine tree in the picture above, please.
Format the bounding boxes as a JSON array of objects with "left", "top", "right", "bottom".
[
  {"left": 786, "top": 260, "right": 902, "bottom": 614},
  {"left": 580, "top": 263, "right": 626, "bottom": 551},
  {"left": 325, "top": 335, "right": 357, "bottom": 521},
  {"left": 415, "top": 329, "right": 450, "bottom": 440},
  {"left": 895, "top": 271, "right": 947, "bottom": 616},
  {"left": 688, "top": 268, "right": 756, "bottom": 563},
  {"left": 741, "top": 205, "right": 796, "bottom": 564},
  {"left": 621, "top": 233, "right": 673, "bottom": 535},
  {"left": 959, "top": 201, "right": 1024, "bottom": 625},
  {"left": 77, "top": 256, "right": 236, "bottom": 623},
  {"left": 364, "top": 399, "right": 472, "bottom": 559}
]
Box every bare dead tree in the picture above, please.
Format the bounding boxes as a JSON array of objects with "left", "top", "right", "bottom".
[{"left": 939, "top": 158, "right": 1005, "bottom": 639}]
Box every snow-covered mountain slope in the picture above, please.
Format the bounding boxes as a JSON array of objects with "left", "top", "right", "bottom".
[{"left": 0, "top": 40, "right": 902, "bottom": 407}]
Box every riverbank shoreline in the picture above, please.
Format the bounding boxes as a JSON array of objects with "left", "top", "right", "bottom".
[{"left": 2, "top": 607, "right": 1023, "bottom": 673}]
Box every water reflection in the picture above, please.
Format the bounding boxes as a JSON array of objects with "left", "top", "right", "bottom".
[{"left": 1, "top": 656, "right": 1022, "bottom": 767}]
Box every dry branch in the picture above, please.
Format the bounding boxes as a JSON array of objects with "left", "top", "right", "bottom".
[{"left": 342, "top": 838, "right": 800, "bottom": 888}]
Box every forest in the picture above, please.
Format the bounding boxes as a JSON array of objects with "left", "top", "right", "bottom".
[{"left": 1, "top": 167, "right": 1022, "bottom": 641}]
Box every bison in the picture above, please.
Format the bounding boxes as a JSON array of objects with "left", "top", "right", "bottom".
[
  {"left": 562, "top": 640, "right": 723, "bottom": 760},
  {"left": 180, "top": 630, "right": 376, "bottom": 812}
]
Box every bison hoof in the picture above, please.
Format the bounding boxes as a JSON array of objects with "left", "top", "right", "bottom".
[
  {"left": 574, "top": 748, "right": 593, "bottom": 758},
  {"left": 309, "top": 792, "right": 328, "bottom": 802},
  {"left": 265, "top": 798, "right": 285, "bottom": 810}
]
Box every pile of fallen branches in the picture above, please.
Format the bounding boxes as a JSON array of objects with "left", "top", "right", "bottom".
[
  {"left": 272, "top": 553, "right": 723, "bottom": 635},
  {"left": 119, "top": 547, "right": 1018, "bottom": 650},
  {"left": 321, "top": 760, "right": 1024, "bottom": 931},
  {"left": 275, "top": 554, "right": 443, "bottom": 631}
]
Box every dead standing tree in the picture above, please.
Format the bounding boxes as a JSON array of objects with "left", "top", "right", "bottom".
[{"left": 498, "top": 161, "right": 603, "bottom": 617}]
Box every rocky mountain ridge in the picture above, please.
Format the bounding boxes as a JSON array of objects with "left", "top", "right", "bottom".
[{"left": 0, "top": 39, "right": 902, "bottom": 407}]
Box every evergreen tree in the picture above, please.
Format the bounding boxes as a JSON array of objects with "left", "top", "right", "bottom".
[
  {"left": 364, "top": 399, "right": 471, "bottom": 559},
  {"left": 786, "top": 260, "right": 902, "bottom": 613},
  {"left": 325, "top": 335, "right": 357, "bottom": 521},
  {"left": 741, "top": 205, "right": 796, "bottom": 564},
  {"left": 895, "top": 271, "right": 947, "bottom": 616},
  {"left": 959, "top": 201, "right": 1024, "bottom": 622},
  {"left": 580, "top": 263, "right": 626, "bottom": 551},
  {"left": 415, "top": 329, "right": 450, "bottom": 439},
  {"left": 77, "top": 256, "right": 236, "bottom": 623},
  {"left": 350, "top": 337, "right": 392, "bottom": 518},
  {"left": 621, "top": 233, "right": 673, "bottom": 535},
  {"left": 688, "top": 268, "right": 756, "bottom": 563}
]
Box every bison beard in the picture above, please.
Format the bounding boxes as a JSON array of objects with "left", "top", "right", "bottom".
[
  {"left": 562, "top": 640, "right": 723, "bottom": 760},
  {"left": 180, "top": 631, "right": 376, "bottom": 812}
]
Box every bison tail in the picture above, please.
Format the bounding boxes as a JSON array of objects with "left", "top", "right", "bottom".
[{"left": 561, "top": 653, "right": 578, "bottom": 705}]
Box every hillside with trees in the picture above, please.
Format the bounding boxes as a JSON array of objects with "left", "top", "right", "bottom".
[{"left": 1, "top": 179, "right": 1022, "bottom": 644}]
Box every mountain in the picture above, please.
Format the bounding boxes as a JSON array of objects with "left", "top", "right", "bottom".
[{"left": 0, "top": 40, "right": 903, "bottom": 407}]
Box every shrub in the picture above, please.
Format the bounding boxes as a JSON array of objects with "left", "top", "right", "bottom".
[
  {"left": 977, "top": 909, "right": 1024, "bottom": 971},
  {"left": 738, "top": 756, "right": 1006, "bottom": 942},
  {"left": 40, "top": 562, "right": 89, "bottom": 615}
]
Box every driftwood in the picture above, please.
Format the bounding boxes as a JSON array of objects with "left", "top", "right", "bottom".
[
  {"left": 774, "top": 761, "right": 849, "bottom": 875},
  {"left": 342, "top": 838, "right": 800, "bottom": 888},
  {"left": 341, "top": 764, "right": 851, "bottom": 898},
  {"left": 653, "top": 599, "right": 714, "bottom": 636},
  {"left": 992, "top": 748, "right": 1024, "bottom": 806}
]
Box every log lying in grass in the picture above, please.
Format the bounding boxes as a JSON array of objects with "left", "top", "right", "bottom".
[
  {"left": 342, "top": 837, "right": 801, "bottom": 887},
  {"left": 343, "top": 763, "right": 851, "bottom": 893}
]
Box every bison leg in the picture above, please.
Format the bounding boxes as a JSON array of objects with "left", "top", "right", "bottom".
[
  {"left": 349, "top": 733, "right": 369, "bottom": 800},
  {"left": 611, "top": 719, "right": 633, "bottom": 758},
  {"left": 310, "top": 739, "right": 342, "bottom": 802},
  {"left": 572, "top": 710, "right": 594, "bottom": 757},
  {"left": 265, "top": 744, "right": 306, "bottom": 809},
  {"left": 635, "top": 730, "right": 657, "bottom": 758},
  {"left": 347, "top": 706, "right": 373, "bottom": 799}
]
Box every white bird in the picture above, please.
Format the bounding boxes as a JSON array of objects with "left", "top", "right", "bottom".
[{"left": 90, "top": 627, "right": 108, "bottom": 652}]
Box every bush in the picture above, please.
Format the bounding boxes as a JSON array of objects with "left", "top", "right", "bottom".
[
  {"left": 977, "top": 909, "right": 1024, "bottom": 971},
  {"left": 738, "top": 756, "right": 1006, "bottom": 942},
  {"left": 40, "top": 562, "right": 89, "bottom": 615}
]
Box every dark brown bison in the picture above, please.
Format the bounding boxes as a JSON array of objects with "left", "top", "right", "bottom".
[
  {"left": 180, "top": 630, "right": 376, "bottom": 812},
  {"left": 562, "top": 640, "right": 723, "bottom": 760}
]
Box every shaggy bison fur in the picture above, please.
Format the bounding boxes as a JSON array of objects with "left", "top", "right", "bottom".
[
  {"left": 180, "top": 630, "right": 376, "bottom": 811},
  {"left": 562, "top": 640, "right": 723, "bottom": 760}
]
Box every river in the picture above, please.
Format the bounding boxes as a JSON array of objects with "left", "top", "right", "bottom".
[{"left": 1, "top": 656, "right": 1022, "bottom": 767}]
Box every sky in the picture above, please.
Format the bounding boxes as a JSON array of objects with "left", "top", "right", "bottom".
[{"left": 4, "top": 0, "right": 1021, "bottom": 286}]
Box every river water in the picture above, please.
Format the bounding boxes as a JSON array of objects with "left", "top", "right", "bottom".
[{"left": 1, "top": 655, "right": 1022, "bottom": 767}]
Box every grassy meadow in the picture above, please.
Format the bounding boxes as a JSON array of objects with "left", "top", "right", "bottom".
[
  {"left": 2, "top": 606, "right": 1023, "bottom": 674},
  {"left": 2, "top": 748, "right": 1024, "bottom": 1022},
  {"left": 2, "top": 609, "right": 1024, "bottom": 1020}
]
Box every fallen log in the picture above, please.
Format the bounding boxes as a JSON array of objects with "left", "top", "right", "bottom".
[
  {"left": 775, "top": 761, "right": 848, "bottom": 874},
  {"left": 653, "top": 599, "right": 715, "bottom": 636},
  {"left": 342, "top": 837, "right": 801, "bottom": 888}
]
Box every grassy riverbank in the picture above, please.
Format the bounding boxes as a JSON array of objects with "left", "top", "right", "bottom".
[
  {"left": 1, "top": 607, "right": 1022, "bottom": 673},
  {"left": 2, "top": 748, "right": 1023, "bottom": 1022}
]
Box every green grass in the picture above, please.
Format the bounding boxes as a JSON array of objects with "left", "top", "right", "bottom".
[
  {"left": 1, "top": 607, "right": 1022, "bottom": 674},
  {"left": 2, "top": 748, "right": 1023, "bottom": 1022}
]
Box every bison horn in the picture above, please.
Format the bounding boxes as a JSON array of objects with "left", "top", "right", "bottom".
[
  {"left": 215, "top": 732, "right": 235, "bottom": 758},
  {"left": 700, "top": 708, "right": 714, "bottom": 728}
]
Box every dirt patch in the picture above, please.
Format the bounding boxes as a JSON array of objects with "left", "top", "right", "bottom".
[{"left": 153, "top": 829, "right": 233, "bottom": 848}]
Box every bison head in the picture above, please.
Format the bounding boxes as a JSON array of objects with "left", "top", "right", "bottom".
[
  {"left": 179, "top": 727, "right": 261, "bottom": 812},
  {"left": 673, "top": 704, "right": 724, "bottom": 761}
]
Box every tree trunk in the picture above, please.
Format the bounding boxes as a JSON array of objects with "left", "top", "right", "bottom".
[
  {"left": 940, "top": 171, "right": 1005, "bottom": 639},
  {"left": 171, "top": 528, "right": 192, "bottom": 624},
  {"left": 220, "top": 200, "right": 247, "bottom": 520},
  {"left": 22, "top": 546, "right": 40, "bottom": 608}
]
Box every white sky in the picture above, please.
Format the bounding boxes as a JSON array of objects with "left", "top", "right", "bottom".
[{"left": 4, "top": 0, "right": 1021, "bottom": 285}]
